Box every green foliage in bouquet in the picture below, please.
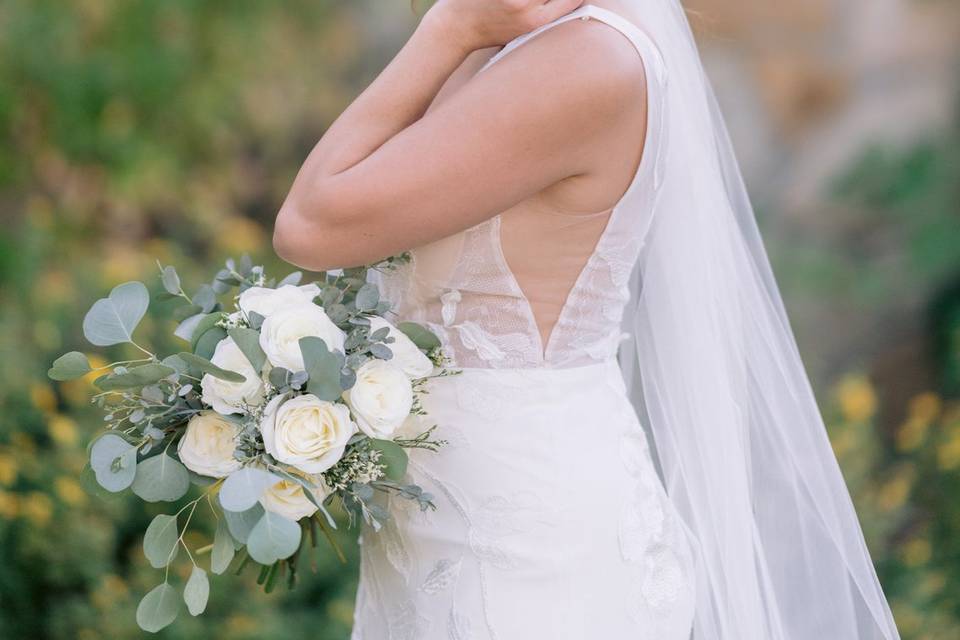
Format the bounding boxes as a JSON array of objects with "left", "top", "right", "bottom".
[{"left": 47, "top": 255, "right": 451, "bottom": 633}]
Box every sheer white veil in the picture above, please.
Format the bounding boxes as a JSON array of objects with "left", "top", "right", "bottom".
[{"left": 615, "top": 0, "right": 901, "bottom": 637}]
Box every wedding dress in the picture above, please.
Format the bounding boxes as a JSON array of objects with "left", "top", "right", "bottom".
[{"left": 352, "top": 3, "right": 901, "bottom": 639}]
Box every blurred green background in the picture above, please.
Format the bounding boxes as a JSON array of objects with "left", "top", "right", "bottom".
[{"left": 0, "top": 1, "right": 958, "bottom": 638}]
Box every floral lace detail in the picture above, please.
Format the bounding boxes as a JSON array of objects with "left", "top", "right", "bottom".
[
  {"left": 468, "top": 492, "right": 552, "bottom": 570},
  {"left": 370, "top": 7, "right": 667, "bottom": 373},
  {"left": 618, "top": 426, "right": 692, "bottom": 628},
  {"left": 447, "top": 606, "right": 475, "bottom": 640},
  {"left": 388, "top": 599, "right": 432, "bottom": 640},
  {"left": 419, "top": 557, "right": 464, "bottom": 595},
  {"left": 351, "top": 7, "right": 684, "bottom": 639}
]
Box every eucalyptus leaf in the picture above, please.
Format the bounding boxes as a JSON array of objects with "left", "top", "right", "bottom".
[
  {"left": 176, "top": 352, "right": 244, "bottom": 383},
  {"left": 193, "top": 327, "right": 227, "bottom": 361},
  {"left": 223, "top": 503, "right": 264, "bottom": 544},
  {"left": 355, "top": 283, "right": 379, "bottom": 311},
  {"left": 247, "top": 311, "right": 265, "bottom": 330},
  {"left": 327, "top": 304, "right": 349, "bottom": 324},
  {"left": 174, "top": 312, "right": 206, "bottom": 342},
  {"left": 143, "top": 514, "right": 179, "bottom": 568},
  {"left": 193, "top": 284, "right": 217, "bottom": 313},
  {"left": 48, "top": 351, "right": 92, "bottom": 381},
  {"left": 268, "top": 367, "right": 291, "bottom": 389},
  {"left": 83, "top": 281, "right": 150, "bottom": 346},
  {"left": 183, "top": 566, "right": 209, "bottom": 616},
  {"left": 96, "top": 363, "right": 176, "bottom": 391},
  {"left": 141, "top": 385, "right": 165, "bottom": 403},
  {"left": 160, "top": 265, "right": 181, "bottom": 295},
  {"left": 369, "top": 326, "right": 391, "bottom": 342},
  {"left": 219, "top": 467, "right": 279, "bottom": 512},
  {"left": 189, "top": 313, "right": 223, "bottom": 350},
  {"left": 90, "top": 434, "right": 138, "bottom": 492},
  {"left": 173, "top": 303, "right": 204, "bottom": 322},
  {"left": 246, "top": 511, "right": 301, "bottom": 564},
  {"left": 299, "top": 337, "right": 342, "bottom": 401},
  {"left": 397, "top": 322, "right": 441, "bottom": 351},
  {"left": 228, "top": 327, "right": 266, "bottom": 372},
  {"left": 136, "top": 583, "right": 180, "bottom": 633},
  {"left": 369, "top": 439, "right": 408, "bottom": 482},
  {"left": 162, "top": 354, "right": 189, "bottom": 375},
  {"left": 79, "top": 463, "right": 125, "bottom": 501},
  {"left": 278, "top": 271, "right": 303, "bottom": 287},
  {"left": 211, "top": 519, "right": 236, "bottom": 574},
  {"left": 368, "top": 343, "right": 393, "bottom": 360},
  {"left": 290, "top": 370, "right": 309, "bottom": 390},
  {"left": 132, "top": 454, "right": 190, "bottom": 502}
]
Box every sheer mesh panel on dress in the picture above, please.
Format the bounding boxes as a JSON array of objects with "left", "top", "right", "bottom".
[{"left": 374, "top": 11, "right": 668, "bottom": 370}]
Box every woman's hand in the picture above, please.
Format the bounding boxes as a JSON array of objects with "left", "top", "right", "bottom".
[{"left": 425, "top": 0, "right": 586, "bottom": 52}]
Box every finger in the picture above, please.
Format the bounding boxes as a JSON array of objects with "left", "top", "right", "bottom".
[{"left": 538, "top": 0, "right": 586, "bottom": 23}]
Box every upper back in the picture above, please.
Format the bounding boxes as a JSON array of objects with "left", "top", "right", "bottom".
[{"left": 376, "top": 4, "right": 668, "bottom": 369}]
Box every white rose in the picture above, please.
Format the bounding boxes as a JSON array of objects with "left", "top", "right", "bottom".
[
  {"left": 259, "top": 479, "right": 329, "bottom": 521},
  {"left": 177, "top": 412, "right": 243, "bottom": 478},
  {"left": 367, "top": 317, "right": 434, "bottom": 379},
  {"left": 238, "top": 284, "right": 321, "bottom": 319},
  {"left": 201, "top": 337, "right": 264, "bottom": 414},
  {"left": 260, "top": 394, "right": 357, "bottom": 474},
  {"left": 259, "top": 302, "right": 345, "bottom": 372},
  {"left": 344, "top": 360, "right": 413, "bottom": 439}
]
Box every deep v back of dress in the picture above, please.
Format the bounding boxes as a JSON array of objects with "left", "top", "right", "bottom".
[
  {"left": 352, "top": 7, "right": 697, "bottom": 640},
  {"left": 375, "top": 4, "right": 668, "bottom": 370}
]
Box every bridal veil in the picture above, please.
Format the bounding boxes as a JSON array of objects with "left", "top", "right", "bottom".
[{"left": 615, "top": 1, "right": 901, "bottom": 637}]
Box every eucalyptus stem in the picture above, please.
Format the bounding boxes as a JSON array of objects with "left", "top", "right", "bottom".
[{"left": 313, "top": 512, "right": 347, "bottom": 564}]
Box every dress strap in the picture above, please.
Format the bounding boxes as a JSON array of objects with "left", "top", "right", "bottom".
[{"left": 477, "top": 4, "right": 666, "bottom": 84}]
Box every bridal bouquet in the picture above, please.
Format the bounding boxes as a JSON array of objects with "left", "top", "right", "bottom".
[{"left": 47, "top": 255, "right": 449, "bottom": 632}]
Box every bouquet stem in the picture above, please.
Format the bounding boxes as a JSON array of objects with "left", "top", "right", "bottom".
[{"left": 314, "top": 512, "right": 347, "bottom": 564}]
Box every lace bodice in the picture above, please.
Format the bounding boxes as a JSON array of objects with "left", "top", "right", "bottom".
[{"left": 375, "top": 6, "right": 668, "bottom": 370}]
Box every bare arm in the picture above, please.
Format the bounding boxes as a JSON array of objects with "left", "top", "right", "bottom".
[{"left": 274, "top": 0, "right": 645, "bottom": 270}]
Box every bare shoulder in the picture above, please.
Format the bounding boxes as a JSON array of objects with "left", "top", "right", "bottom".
[{"left": 470, "top": 14, "right": 649, "bottom": 113}]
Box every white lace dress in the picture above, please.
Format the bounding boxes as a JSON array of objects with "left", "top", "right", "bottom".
[{"left": 351, "top": 6, "right": 695, "bottom": 639}]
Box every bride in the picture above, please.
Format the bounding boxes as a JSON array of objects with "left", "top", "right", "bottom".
[{"left": 273, "top": 1, "right": 901, "bottom": 638}]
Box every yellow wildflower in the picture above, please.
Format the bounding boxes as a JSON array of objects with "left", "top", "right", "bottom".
[
  {"left": 54, "top": 476, "right": 87, "bottom": 506},
  {"left": 897, "top": 416, "right": 929, "bottom": 452},
  {"left": 100, "top": 245, "right": 144, "bottom": 285},
  {"left": 48, "top": 414, "right": 79, "bottom": 447},
  {"left": 829, "top": 425, "right": 857, "bottom": 458},
  {"left": 837, "top": 375, "right": 877, "bottom": 423},
  {"left": 937, "top": 426, "right": 960, "bottom": 471},
  {"left": 30, "top": 382, "right": 58, "bottom": 413},
  {"left": 877, "top": 465, "right": 914, "bottom": 512},
  {"left": 0, "top": 453, "right": 18, "bottom": 486},
  {"left": 909, "top": 392, "right": 942, "bottom": 423},
  {"left": 213, "top": 216, "right": 266, "bottom": 256},
  {"left": 0, "top": 490, "right": 19, "bottom": 518},
  {"left": 21, "top": 491, "right": 54, "bottom": 527},
  {"left": 92, "top": 574, "right": 129, "bottom": 611},
  {"left": 901, "top": 537, "right": 932, "bottom": 567},
  {"left": 83, "top": 354, "right": 109, "bottom": 384}
]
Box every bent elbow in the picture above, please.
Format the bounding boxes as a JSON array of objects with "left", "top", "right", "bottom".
[
  {"left": 272, "top": 193, "right": 366, "bottom": 272},
  {"left": 272, "top": 201, "right": 328, "bottom": 271}
]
